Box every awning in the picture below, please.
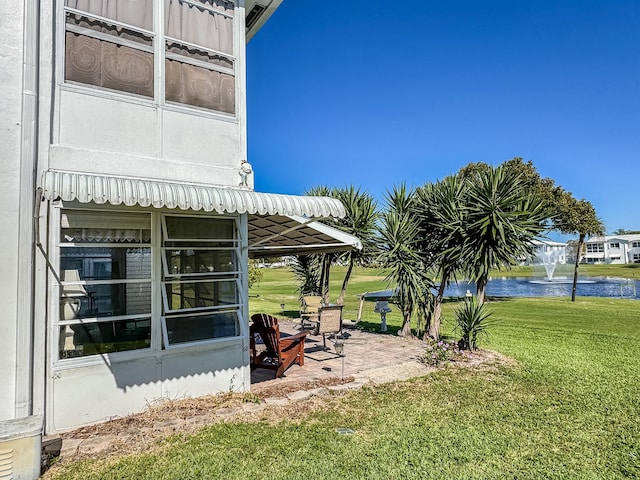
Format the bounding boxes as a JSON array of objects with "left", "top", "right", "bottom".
[
  {"left": 41, "top": 170, "right": 361, "bottom": 257},
  {"left": 248, "top": 214, "right": 362, "bottom": 258},
  {"left": 41, "top": 170, "right": 345, "bottom": 218}
]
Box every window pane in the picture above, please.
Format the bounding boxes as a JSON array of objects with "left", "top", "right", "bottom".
[
  {"left": 164, "top": 216, "right": 234, "bottom": 240},
  {"left": 59, "top": 318, "right": 151, "bottom": 358},
  {"left": 66, "top": 31, "right": 154, "bottom": 97},
  {"left": 164, "top": 0, "right": 235, "bottom": 114},
  {"left": 65, "top": 0, "right": 153, "bottom": 30},
  {"left": 165, "top": 59, "right": 234, "bottom": 113},
  {"left": 165, "top": 249, "right": 236, "bottom": 275},
  {"left": 164, "top": 280, "right": 237, "bottom": 310},
  {"left": 61, "top": 281, "right": 151, "bottom": 320},
  {"left": 61, "top": 247, "right": 151, "bottom": 280},
  {"left": 165, "top": 0, "right": 233, "bottom": 54},
  {"left": 164, "top": 311, "right": 238, "bottom": 345},
  {"left": 61, "top": 211, "right": 151, "bottom": 243}
]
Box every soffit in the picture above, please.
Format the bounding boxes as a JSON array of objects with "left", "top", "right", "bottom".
[
  {"left": 248, "top": 214, "right": 362, "bottom": 258},
  {"left": 245, "top": 0, "right": 284, "bottom": 42}
]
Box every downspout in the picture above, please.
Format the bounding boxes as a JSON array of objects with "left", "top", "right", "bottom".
[{"left": 14, "top": 0, "right": 40, "bottom": 418}]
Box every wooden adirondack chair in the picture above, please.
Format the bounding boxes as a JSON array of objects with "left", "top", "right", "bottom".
[{"left": 250, "top": 314, "right": 309, "bottom": 378}]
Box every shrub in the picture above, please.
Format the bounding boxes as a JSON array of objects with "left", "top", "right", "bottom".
[
  {"left": 455, "top": 297, "right": 494, "bottom": 351},
  {"left": 423, "top": 338, "right": 463, "bottom": 366},
  {"left": 248, "top": 260, "right": 264, "bottom": 289}
]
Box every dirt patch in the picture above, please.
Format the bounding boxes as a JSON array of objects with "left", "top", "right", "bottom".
[
  {"left": 45, "top": 349, "right": 512, "bottom": 475},
  {"left": 251, "top": 376, "right": 355, "bottom": 398}
]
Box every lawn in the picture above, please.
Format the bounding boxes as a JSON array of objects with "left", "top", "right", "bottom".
[{"left": 46, "top": 268, "right": 640, "bottom": 479}]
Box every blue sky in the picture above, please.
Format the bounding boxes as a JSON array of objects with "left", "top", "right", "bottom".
[{"left": 247, "top": 1, "right": 639, "bottom": 234}]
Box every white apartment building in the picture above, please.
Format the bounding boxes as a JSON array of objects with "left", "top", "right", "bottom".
[
  {"left": 521, "top": 240, "right": 568, "bottom": 266},
  {"left": 584, "top": 235, "right": 640, "bottom": 264},
  {"left": 1, "top": 0, "right": 361, "bottom": 454},
  {"left": 532, "top": 240, "right": 567, "bottom": 264}
]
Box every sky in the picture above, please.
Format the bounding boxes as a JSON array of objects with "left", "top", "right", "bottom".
[{"left": 246, "top": 0, "right": 640, "bottom": 235}]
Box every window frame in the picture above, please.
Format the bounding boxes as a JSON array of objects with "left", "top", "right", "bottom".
[
  {"left": 161, "top": 308, "right": 241, "bottom": 349},
  {"left": 586, "top": 243, "right": 604, "bottom": 253},
  {"left": 160, "top": 213, "right": 243, "bottom": 348},
  {"left": 161, "top": 246, "right": 239, "bottom": 279},
  {"left": 57, "top": 209, "right": 154, "bottom": 361},
  {"left": 60, "top": 0, "right": 238, "bottom": 117},
  {"left": 161, "top": 277, "right": 242, "bottom": 314}
]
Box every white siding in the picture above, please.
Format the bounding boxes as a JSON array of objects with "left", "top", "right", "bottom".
[{"left": 0, "top": 0, "right": 25, "bottom": 421}]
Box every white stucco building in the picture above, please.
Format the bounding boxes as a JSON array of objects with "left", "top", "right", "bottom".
[
  {"left": 523, "top": 240, "right": 568, "bottom": 266},
  {"left": 583, "top": 235, "right": 640, "bottom": 264},
  {"left": 1, "top": 0, "right": 360, "bottom": 445}
]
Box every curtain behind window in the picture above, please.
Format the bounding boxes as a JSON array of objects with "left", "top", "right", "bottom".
[
  {"left": 64, "top": 0, "right": 235, "bottom": 114},
  {"left": 164, "top": 0, "right": 235, "bottom": 113},
  {"left": 65, "top": 0, "right": 154, "bottom": 97}
]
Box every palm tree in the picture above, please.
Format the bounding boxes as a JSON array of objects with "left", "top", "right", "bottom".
[
  {"left": 377, "top": 185, "right": 433, "bottom": 337},
  {"left": 292, "top": 254, "right": 322, "bottom": 300},
  {"left": 332, "top": 186, "right": 378, "bottom": 305},
  {"left": 462, "top": 165, "right": 549, "bottom": 303},
  {"left": 303, "top": 185, "right": 337, "bottom": 303},
  {"left": 303, "top": 185, "right": 378, "bottom": 305},
  {"left": 413, "top": 175, "right": 468, "bottom": 338}
]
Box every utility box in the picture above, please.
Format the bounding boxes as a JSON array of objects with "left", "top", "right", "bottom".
[{"left": 0, "top": 415, "right": 43, "bottom": 480}]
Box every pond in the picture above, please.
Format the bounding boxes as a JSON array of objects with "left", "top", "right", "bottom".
[
  {"left": 361, "top": 277, "right": 640, "bottom": 302},
  {"left": 444, "top": 277, "right": 640, "bottom": 300}
]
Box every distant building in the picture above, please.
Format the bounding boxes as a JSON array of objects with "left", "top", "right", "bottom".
[
  {"left": 583, "top": 235, "right": 640, "bottom": 264},
  {"left": 523, "top": 240, "right": 568, "bottom": 265}
]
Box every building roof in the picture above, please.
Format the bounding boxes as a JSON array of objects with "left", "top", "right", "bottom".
[
  {"left": 588, "top": 234, "right": 640, "bottom": 243},
  {"left": 533, "top": 239, "right": 567, "bottom": 247},
  {"left": 245, "top": 0, "right": 284, "bottom": 42}
]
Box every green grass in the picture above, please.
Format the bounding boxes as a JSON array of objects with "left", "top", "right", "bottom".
[
  {"left": 249, "top": 266, "right": 397, "bottom": 331},
  {"left": 47, "top": 269, "right": 640, "bottom": 479},
  {"left": 250, "top": 264, "right": 640, "bottom": 333}
]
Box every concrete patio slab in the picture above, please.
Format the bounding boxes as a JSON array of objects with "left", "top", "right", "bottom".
[{"left": 250, "top": 320, "right": 429, "bottom": 393}]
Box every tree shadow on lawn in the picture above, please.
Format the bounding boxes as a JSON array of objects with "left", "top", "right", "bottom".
[
  {"left": 622, "top": 264, "right": 640, "bottom": 270},
  {"left": 353, "top": 320, "right": 401, "bottom": 335}
]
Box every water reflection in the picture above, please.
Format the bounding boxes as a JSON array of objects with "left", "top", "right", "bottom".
[{"left": 444, "top": 277, "right": 639, "bottom": 299}]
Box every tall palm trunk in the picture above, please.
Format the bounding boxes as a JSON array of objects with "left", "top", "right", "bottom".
[
  {"left": 398, "top": 307, "right": 413, "bottom": 337},
  {"left": 428, "top": 273, "right": 448, "bottom": 339},
  {"left": 336, "top": 257, "right": 354, "bottom": 305},
  {"left": 319, "top": 254, "right": 332, "bottom": 304},
  {"left": 571, "top": 233, "right": 585, "bottom": 302},
  {"left": 476, "top": 276, "right": 488, "bottom": 304}
]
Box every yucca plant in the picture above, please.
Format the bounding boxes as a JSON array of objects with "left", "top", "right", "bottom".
[{"left": 455, "top": 297, "right": 494, "bottom": 351}]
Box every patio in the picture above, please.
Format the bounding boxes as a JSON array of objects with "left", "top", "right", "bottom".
[{"left": 250, "top": 319, "right": 431, "bottom": 392}]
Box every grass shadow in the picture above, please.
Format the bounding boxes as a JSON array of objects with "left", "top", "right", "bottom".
[{"left": 354, "top": 320, "right": 401, "bottom": 335}]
